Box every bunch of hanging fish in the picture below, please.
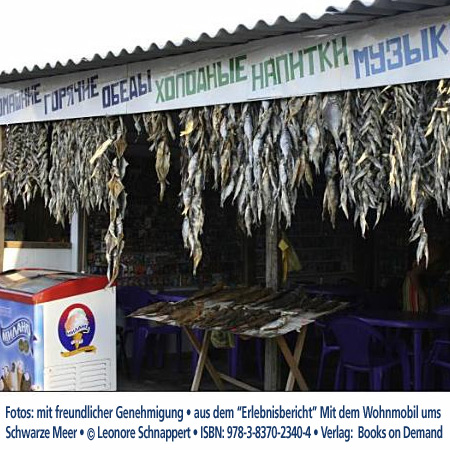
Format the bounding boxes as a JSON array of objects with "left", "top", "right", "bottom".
[
  {"left": 178, "top": 107, "right": 211, "bottom": 275},
  {"left": 48, "top": 118, "right": 113, "bottom": 224},
  {"left": 49, "top": 116, "right": 129, "bottom": 284},
  {"left": 2, "top": 117, "right": 128, "bottom": 284},
  {"left": 5, "top": 78, "right": 450, "bottom": 277},
  {"left": 1, "top": 122, "right": 49, "bottom": 208},
  {"left": 173, "top": 80, "right": 450, "bottom": 272},
  {"left": 134, "top": 112, "right": 176, "bottom": 202}
]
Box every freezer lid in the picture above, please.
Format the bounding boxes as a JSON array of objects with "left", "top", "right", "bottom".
[{"left": 0, "top": 269, "right": 110, "bottom": 304}]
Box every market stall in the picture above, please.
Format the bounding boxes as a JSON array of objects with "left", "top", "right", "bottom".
[{"left": 1, "top": 1, "right": 450, "bottom": 390}]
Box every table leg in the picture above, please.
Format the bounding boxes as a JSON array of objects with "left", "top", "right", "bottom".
[
  {"left": 413, "top": 329, "right": 422, "bottom": 391},
  {"left": 285, "top": 327, "right": 308, "bottom": 391},
  {"left": 183, "top": 327, "right": 224, "bottom": 391},
  {"left": 276, "top": 332, "right": 309, "bottom": 392}
]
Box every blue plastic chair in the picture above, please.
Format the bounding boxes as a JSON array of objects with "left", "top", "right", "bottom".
[
  {"left": 303, "top": 285, "right": 364, "bottom": 390},
  {"left": 314, "top": 319, "right": 340, "bottom": 390},
  {"left": 424, "top": 339, "right": 450, "bottom": 389},
  {"left": 117, "top": 286, "right": 183, "bottom": 379},
  {"left": 329, "top": 316, "right": 410, "bottom": 391}
]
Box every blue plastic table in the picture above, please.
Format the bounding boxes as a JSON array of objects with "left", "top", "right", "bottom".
[{"left": 352, "top": 311, "right": 450, "bottom": 391}]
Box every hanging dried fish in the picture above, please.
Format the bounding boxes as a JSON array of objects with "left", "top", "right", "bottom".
[
  {"left": 105, "top": 117, "right": 128, "bottom": 284},
  {"left": 179, "top": 108, "right": 208, "bottom": 275},
  {"left": 1, "top": 122, "right": 49, "bottom": 208},
  {"left": 48, "top": 118, "right": 112, "bottom": 224},
  {"left": 141, "top": 112, "right": 176, "bottom": 201}
]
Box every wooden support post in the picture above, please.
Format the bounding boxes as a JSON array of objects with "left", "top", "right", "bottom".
[
  {"left": 264, "top": 215, "right": 280, "bottom": 391},
  {"left": 0, "top": 127, "right": 5, "bottom": 272},
  {"left": 78, "top": 211, "right": 88, "bottom": 272}
]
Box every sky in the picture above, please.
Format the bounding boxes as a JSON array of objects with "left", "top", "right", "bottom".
[{"left": 0, "top": 0, "right": 359, "bottom": 73}]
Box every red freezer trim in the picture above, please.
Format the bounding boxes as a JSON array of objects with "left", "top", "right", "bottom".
[
  {"left": 0, "top": 290, "right": 33, "bottom": 303},
  {"left": 34, "top": 276, "right": 110, "bottom": 303},
  {"left": 0, "top": 276, "right": 111, "bottom": 304}
]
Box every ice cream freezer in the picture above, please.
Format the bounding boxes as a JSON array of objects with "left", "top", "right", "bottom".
[{"left": 0, "top": 269, "right": 116, "bottom": 391}]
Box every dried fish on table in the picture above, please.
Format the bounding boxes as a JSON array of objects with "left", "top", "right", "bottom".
[
  {"left": 130, "top": 302, "right": 175, "bottom": 317},
  {"left": 231, "top": 311, "right": 280, "bottom": 333}
]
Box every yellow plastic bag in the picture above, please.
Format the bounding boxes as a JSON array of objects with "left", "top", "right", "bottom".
[{"left": 278, "top": 232, "right": 302, "bottom": 282}]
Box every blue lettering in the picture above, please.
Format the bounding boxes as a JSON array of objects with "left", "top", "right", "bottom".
[
  {"left": 402, "top": 34, "right": 421, "bottom": 65},
  {"left": 90, "top": 75, "right": 99, "bottom": 97},
  {"left": 421, "top": 28, "right": 430, "bottom": 61},
  {"left": 369, "top": 43, "right": 386, "bottom": 75},
  {"left": 386, "top": 37, "right": 403, "bottom": 70},
  {"left": 429, "top": 24, "right": 448, "bottom": 58},
  {"left": 44, "top": 94, "right": 51, "bottom": 114},
  {"left": 137, "top": 74, "right": 147, "bottom": 96},
  {"left": 353, "top": 47, "right": 370, "bottom": 79},
  {"left": 51, "top": 91, "right": 60, "bottom": 111},
  {"left": 32, "top": 83, "right": 41, "bottom": 104},
  {"left": 66, "top": 85, "right": 74, "bottom": 106},
  {"left": 147, "top": 70, "right": 152, "bottom": 93},
  {"left": 119, "top": 79, "right": 129, "bottom": 102},
  {"left": 129, "top": 76, "right": 138, "bottom": 99},
  {"left": 102, "top": 86, "right": 111, "bottom": 108},
  {"left": 111, "top": 82, "right": 120, "bottom": 105}
]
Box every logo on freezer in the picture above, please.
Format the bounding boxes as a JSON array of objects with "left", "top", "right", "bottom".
[
  {"left": 1, "top": 318, "right": 33, "bottom": 348},
  {"left": 58, "top": 304, "right": 96, "bottom": 357}
]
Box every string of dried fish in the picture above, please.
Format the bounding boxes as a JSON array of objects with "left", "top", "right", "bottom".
[
  {"left": 1, "top": 122, "right": 49, "bottom": 208},
  {"left": 139, "top": 112, "right": 176, "bottom": 201},
  {"left": 105, "top": 117, "right": 128, "bottom": 284}
]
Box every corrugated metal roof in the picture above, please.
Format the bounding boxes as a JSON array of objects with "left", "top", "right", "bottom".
[{"left": 1, "top": 0, "right": 450, "bottom": 84}]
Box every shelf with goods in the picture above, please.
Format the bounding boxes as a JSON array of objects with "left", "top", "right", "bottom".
[
  {"left": 372, "top": 209, "right": 412, "bottom": 290},
  {"left": 86, "top": 150, "right": 245, "bottom": 290},
  {"left": 255, "top": 188, "right": 356, "bottom": 286}
]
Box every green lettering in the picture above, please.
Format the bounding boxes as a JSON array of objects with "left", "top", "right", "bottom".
[
  {"left": 235, "top": 55, "right": 247, "bottom": 82},
  {"left": 333, "top": 37, "right": 349, "bottom": 67},
  {"left": 275, "top": 54, "right": 289, "bottom": 83},
  {"left": 303, "top": 46, "right": 317, "bottom": 75},
  {"left": 252, "top": 63, "right": 265, "bottom": 91},
  {"left": 318, "top": 42, "right": 333, "bottom": 72},
  {"left": 186, "top": 70, "right": 196, "bottom": 95},
  {"left": 217, "top": 62, "right": 230, "bottom": 87},
  {"left": 264, "top": 58, "right": 278, "bottom": 87},
  {"left": 288, "top": 51, "right": 304, "bottom": 79},
  {"left": 197, "top": 67, "right": 208, "bottom": 93},
  {"left": 155, "top": 79, "right": 165, "bottom": 103},
  {"left": 206, "top": 64, "right": 217, "bottom": 90},
  {"left": 229, "top": 58, "right": 235, "bottom": 83},
  {"left": 165, "top": 76, "right": 175, "bottom": 101},
  {"left": 176, "top": 73, "right": 186, "bottom": 98}
]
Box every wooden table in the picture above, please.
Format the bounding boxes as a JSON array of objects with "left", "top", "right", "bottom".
[{"left": 183, "top": 326, "right": 309, "bottom": 392}]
